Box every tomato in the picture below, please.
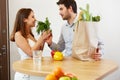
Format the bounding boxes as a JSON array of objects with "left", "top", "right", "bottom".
[{"left": 51, "top": 50, "right": 56, "bottom": 58}]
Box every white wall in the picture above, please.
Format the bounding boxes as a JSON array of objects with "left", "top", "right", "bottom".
[{"left": 9, "top": 0, "right": 120, "bottom": 80}]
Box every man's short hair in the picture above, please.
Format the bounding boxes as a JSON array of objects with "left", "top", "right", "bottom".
[{"left": 57, "top": 0, "right": 77, "bottom": 13}]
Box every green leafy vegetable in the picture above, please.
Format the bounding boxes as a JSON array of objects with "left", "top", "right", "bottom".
[
  {"left": 78, "top": 4, "right": 100, "bottom": 22},
  {"left": 92, "top": 16, "right": 100, "bottom": 22},
  {"left": 79, "top": 4, "right": 91, "bottom": 21},
  {"left": 36, "top": 17, "right": 51, "bottom": 34}
]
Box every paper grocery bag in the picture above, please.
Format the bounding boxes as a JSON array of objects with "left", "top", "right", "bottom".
[{"left": 72, "top": 21, "right": 98, "bottom": 61}]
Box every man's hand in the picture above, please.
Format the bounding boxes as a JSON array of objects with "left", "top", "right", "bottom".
[
  {"left": 92, "top": 48, "right": 101, "bottom": 61},
  {"left": 45, "top": 33, "right": 52, "bottom": 46}
]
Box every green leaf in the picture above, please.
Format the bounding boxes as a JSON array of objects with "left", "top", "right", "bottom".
[
  {"left": 45, "top": 17, "right": 50, "bottom": 27},
  {"left": 92, "top": 16, "right": 100, "bottom": 22},
  {"left": 86, "top": 4, "right": 89, "bottom": 14},
  {"left": 79, "top": 4, "right": 90, "bottom": 21},
  {"left": 36, "top": 17, "right": 51, "bottom": 34}
]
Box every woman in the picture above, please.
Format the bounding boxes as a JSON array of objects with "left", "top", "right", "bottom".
[{"left": 10, "top": 8, "right": 50, "bottom": 80}]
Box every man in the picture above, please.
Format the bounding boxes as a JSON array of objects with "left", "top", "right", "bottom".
[{"left": 46, "top": 0, "right": 103, "bottom": 60}]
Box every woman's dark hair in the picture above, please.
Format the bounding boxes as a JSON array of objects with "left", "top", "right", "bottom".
[
  {"left": 57, "top": 0, "right": 77, "bottom": 13},
  {"left": 10, "top": 8, "right": 34, "bottom": 42}
]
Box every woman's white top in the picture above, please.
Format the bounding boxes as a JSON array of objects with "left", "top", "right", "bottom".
[
  {"left": 15, "top": 39, "right": 45, "bottom": 80},
  {"left": 17, "top": 39, "right": 35, "bottom": 60}
]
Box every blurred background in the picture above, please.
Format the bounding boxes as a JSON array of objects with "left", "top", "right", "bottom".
[{"left": 9, "top": 0, "right": 120, "bottom": 80}]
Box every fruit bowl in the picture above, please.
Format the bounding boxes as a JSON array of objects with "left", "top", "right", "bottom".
[{"left": 45, "top": 67, "right": 78, "bottom": 80}]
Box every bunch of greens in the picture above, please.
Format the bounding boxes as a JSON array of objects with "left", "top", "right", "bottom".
[
  {"left": 78, "top": 4, "right": 100, "bottom": 22},
  {"left": 92, "top": 16, "right": 100, "bottom": 22},
  {"left": 36, "top": 17, "right": 51, "bottom": 34}
]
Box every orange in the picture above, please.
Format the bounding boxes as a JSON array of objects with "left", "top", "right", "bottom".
[
  {"left": 53, "top": 67, "right": 65, "bottom": 79},
  {"left": 45, "top": 73, "right": 57, "bottom": 80}
]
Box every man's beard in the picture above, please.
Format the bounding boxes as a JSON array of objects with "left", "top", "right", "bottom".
[{"left": 62, "top": 16, "right": 68, "bottom": 20}]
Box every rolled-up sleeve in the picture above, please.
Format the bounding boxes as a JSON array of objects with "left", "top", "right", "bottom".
[
  {"left": 98, "top": 38, "right": 104, "bottom": 55},
  {"left": 49, "top": 33, "right": 65, "bottom": 52}
]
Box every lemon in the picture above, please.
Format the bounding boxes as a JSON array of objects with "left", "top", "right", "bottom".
[{"left": 53, "top": 51, "right": 63, "bottom": 60}]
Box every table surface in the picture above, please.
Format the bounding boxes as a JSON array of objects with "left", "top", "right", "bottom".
[{"left": 13, "top": 57, "right": 118, "bottom": 80}]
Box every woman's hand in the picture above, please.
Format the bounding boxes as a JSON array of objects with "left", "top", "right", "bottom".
[
  {"left": 36, "top": 30, "right": 52, "bottom": 50},
  {"left": 41, "top": 30, "right": 52, "bottom": 41},
  {"left": 42, "top": 29, "right": 53, "bottom": 46},
  {"left": 46, "top": 35, "right": 52, "bottom": 46}
]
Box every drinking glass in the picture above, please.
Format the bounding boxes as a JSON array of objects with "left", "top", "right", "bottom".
[{"left": 33, "top": 50, "right": 42, "bottom": 66}]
